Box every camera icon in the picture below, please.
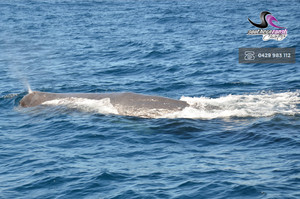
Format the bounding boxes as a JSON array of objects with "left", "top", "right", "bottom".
[{"left": 244, "top": 51, "right": 255, "bottom": 60}]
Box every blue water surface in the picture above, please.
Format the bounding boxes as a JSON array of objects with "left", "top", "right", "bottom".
[{"left": 1, "top": 0, "right": 300, "bottom": 198}]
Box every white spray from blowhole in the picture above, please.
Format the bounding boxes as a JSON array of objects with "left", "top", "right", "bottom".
[
  {"left": 11, "top": 66, "right": 33, "bottom": 94},
  {"left": 23, "top": 77, "right": 33, "bottom": 94}
]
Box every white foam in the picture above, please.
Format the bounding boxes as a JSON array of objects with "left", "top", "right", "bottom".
[
  {"left": 164, "top": 91, "right": 300, "bottom": 119},
  {"left": 42, "top": 97, "right": 119, "bottom": 115}
]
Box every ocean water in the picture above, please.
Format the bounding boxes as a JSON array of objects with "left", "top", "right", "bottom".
[{"left": 1, "top": 0, "right": 300, "bottom": 198}]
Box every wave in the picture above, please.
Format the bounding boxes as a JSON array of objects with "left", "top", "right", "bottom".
[
  {"left": 43, "top": 98, "right": 119, "bottom": 115},
  {"left": 170, "top": 91, "right": 300, "bottom": 119},
  {"left": 40, "top": 91, "right": 300, "bottom": 119}
]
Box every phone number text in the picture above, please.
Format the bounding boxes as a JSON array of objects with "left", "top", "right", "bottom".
[{"left": 257, "top": 53, "right": 292, "bottom": 58}]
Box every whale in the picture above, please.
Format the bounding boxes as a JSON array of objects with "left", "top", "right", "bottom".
[{"left": 20, "top": 91, "right": 189, "bottom": 117}]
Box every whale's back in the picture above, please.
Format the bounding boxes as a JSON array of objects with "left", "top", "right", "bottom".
[{"left": 20, "top": 91, "right": 189, "bottom": 118}]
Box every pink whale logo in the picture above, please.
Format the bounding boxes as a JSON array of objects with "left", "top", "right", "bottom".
[{"left": 248, "top": 11, "right": 286, "bottom": 29}]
